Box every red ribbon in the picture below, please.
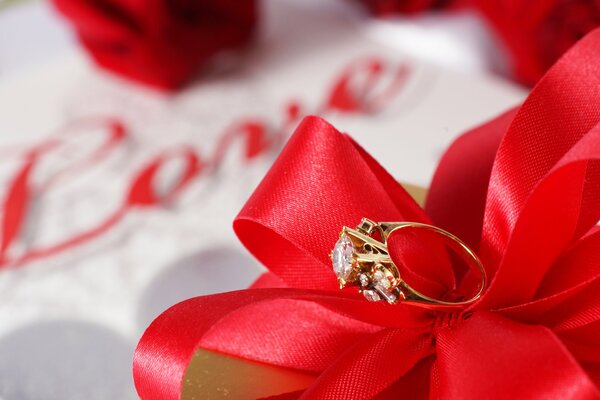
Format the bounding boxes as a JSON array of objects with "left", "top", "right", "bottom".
[{"left": 134, "top": 29, "right": 600, "bottom": 399}]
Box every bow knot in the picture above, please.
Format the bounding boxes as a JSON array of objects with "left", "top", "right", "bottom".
[{"left": 433, "top": 310, "right": 467, "bottom": 336}]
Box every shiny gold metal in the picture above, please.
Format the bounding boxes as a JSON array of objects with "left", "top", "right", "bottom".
[
  {"left": 182, "top": 349, "right": 314, "bottom": 399},
  {"left": 332, "top": 218, "right": 486, "bottom": 310}
]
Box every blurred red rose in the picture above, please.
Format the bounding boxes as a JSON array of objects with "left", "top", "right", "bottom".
[
  {"left": 357, "top": 0, "right": 599, "bottom": 86},
  {"left": 52, "top": 0, "right": 257, "bottom": 90},
  {"left": 475, "top": 0, "right": 600, "bottom": 86},
  {"left": 357, "top": 0, "right": 452, "bottom": 15}
]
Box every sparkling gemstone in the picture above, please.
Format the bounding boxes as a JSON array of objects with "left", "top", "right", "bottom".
[
  {"left": 359, "top": 273, "right": 370, "bottom": 287},
  {"left": 373, "top": 269, "right": 391, "bottom": 290},
  {"left": 378, "top": 290, "right": 397, "bottom": 303},
  {"left": 332, "top": 235, "right": 354, "bottom": 280},
  {"left": 372, "top": 268, "right": 397, "bottom": 303},
  {"left": 362, "top": 289, "right": 381, "bottom": 302}
]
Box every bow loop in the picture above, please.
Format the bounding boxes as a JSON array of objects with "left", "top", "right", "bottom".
[
  {"left": 234, "top": 116, "right": 454, "bottom": 294},
  {"left": 474, "top": 29, "right": 600, "bottom": 310}
]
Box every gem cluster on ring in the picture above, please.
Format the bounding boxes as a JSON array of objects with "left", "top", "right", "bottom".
[{"left": 331, "top": 218, "right": 405, "bottom": 304}]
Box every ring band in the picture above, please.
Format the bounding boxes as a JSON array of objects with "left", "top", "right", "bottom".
[{"left": 330, "top": 218, "right": 486, "bottom": 310}]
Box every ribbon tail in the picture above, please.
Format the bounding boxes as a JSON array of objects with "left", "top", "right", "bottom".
[
  {"left": 299, "top": 329, "right": 433, "bottom": 399},
  {"left": 435, "top": 311, "right": 600, "bottom": 399}
]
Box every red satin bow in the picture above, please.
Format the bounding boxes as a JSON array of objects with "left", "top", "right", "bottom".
[{"left": 134, "top": 29, "right": 600, "bottom": 399}]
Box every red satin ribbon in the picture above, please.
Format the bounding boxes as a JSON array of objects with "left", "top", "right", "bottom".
[{"left": 134, "top": 29, "right": 600, "bottom": 399}]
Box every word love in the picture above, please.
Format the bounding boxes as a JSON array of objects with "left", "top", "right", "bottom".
[{"left": 0, "top": 57, "right": 411, "bottom": 267}]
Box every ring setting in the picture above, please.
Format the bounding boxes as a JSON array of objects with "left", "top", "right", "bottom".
[{"left": 331, "top": 218, "right": 486, "bottom": 310}]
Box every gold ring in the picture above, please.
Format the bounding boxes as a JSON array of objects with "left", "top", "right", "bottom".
[{"left": 330, "top": 218, "right": 486, "bottom": 310}]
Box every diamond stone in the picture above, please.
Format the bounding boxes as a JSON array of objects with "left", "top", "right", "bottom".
[
  {"left": 373, "top": 269, "right": 391, "bottom": 290},
  {"left": 332, "top": 235, "right": 354, "bottom": 280},
  {"left": 362, "top": 289, "right": 381, "bottom": 302},
  {"left": 359, "top": 273, "right": 370, "bottom": 287},
  {"left": 372, "top": 268, "right": 397, "bottom": 303},
  {"left": 378, "top": 290, "right": 398, "bottom": 303}
]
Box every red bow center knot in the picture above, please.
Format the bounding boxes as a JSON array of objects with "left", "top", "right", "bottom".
[{"left": 134, "top": 29, "right": 600, "bottom": 400}]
